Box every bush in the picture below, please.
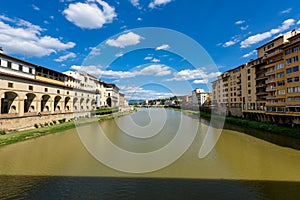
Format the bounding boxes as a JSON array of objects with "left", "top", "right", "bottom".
[
  {"left": 0, "top": 130, "right": 6, "bottom": 135},
  {"left": 34, "top": 124, "right": 39, "bottom": 128}
]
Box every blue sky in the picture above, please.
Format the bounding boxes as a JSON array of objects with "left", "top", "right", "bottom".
[{"left": 1, "top": 0, "right": 300, "bottom": 100}]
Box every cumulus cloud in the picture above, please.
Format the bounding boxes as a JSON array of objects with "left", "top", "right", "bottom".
[
  {"left": 32, "top": 5, "right": 40, "bottom": 11},
  {"left": 149, "top": 0, "right": 172, "bottom": 8},
  {"left": 144, "top": 55, "right": 153, "bottom": 60},
  {"left": 235, "top": 20, "right": 245, "bottom": 25},
  {"left": 115, "top": 52, "right": 124, "bottom": 57},
  {"left": 297, "top": 20, "right": 300, "bottom": 25},
  {"left": 0, "top": 15, "right": 75, "bottom": 57},
  {"left": 89, "top": 47, "right": 101, "bottom": 56},
  {"left": 281, "top": 8, "right": 292, "bottom": 14},
  {"left": 166, "top": 69, "right": 222, "bottom": 82},
  {"left": 241, "top": 25, "right": 249, "bottom": 31},
  {"left": 223, "top": 39, "right": 239, "bottom": 47},
  {"left": 55, "top": 52, "right": 76, "bottom": 62},
  {"left": 156, "top": 44, "right": 170, "bottom": 50},
  {"left": 120, "top": 86, "right": 174, "bottom": 100},
  {"left": 151, "top": 58, "right": 160, "bottom": 63},
  {"left": 63, "top": 0, "right": 116, "bottom": 29},
  {"left": 240, "top": 18, "right": 295, "bottom": 48},
  {"left": 242, "top": 50, "right": 257, "bottom": 58},
  {"left": 106, "top": 32, "right": 142, "bottom": 48},
  {"left": 129, "top": 0, "right": 142, "bottom": 9},
  {"left": 70, "top": 64, "right": 171, "bottom": 79},
  {"left": 193, "top": 79, "right": 209, "bottom": 84}
]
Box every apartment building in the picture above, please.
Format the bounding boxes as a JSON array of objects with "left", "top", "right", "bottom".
[{"left": 212, "top": 30, "right": 300, "bottom": 124}]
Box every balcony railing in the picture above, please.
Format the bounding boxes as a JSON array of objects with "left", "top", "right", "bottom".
[
  {"left": 266, "top": 95, "right": 276, "bottom": 99},
  {"left": 266, "top": 79, "right": 275, "bottom": 84},
  {"left": 265, "top": 71, "right": 275, "bottom": 76},
  {"left": 266, "top": 86, "right": 276, "bottom": 91}
]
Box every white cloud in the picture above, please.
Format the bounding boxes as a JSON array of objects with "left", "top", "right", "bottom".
[
  {"left": 235, "top": 20, "right": 245, "bottom": 25},
  {"left": 63, "top": 0, "right": 116, "bottom": 29},
  {"left": 120, "top": 86, "right": 173, "bottom": 100},
  {"left": 193, "top": 79, "right": 209, "bottom": 84},
  {"left": 281, "top": 8, "right": 292, "bottom": 14},
  {"left": 156, "top": 44, "right": 170, "bottom": 50},
  {"left": 151, "top": 58, "right": 160, "bottom": 63},
  {"left": 70, "top": 64, "right": 171, "bottom": 79},
  {"left": 149, "top": 0, "right": 172, "bottom": 8},
  {"left": 242, "top": 50, "right": 257, "bottom": 58},
  {"left": 223, "top": 39, "right": 239, "bottom": 47},
  {"left": 115, "top": 52, "right": 124, "bottom": 57},
  {"left": 89, "top": 47, "right": 101, "bottom": 56},
  {"left": 297, "top": 20, "right": 300, "bottom": 25},
  {"left": 129, "top": 0, "right": 141, "bottom": 9},
  {"left": 55, "top": 52, "right": 76, "bottom": 62},
  {"left": 241, "top": 25, "right": 249, "bottom": 31},
  {"left": 0, "top": 15, "right": 75, "bottom": 57},
  {"left": 106, "top": 32, "right": 142, "bottom": 48},
  {"left": 167, "top": 69, "right": 221, "bottom": 82},
  {"left": 144, "top": 55, "right": 153, "bottom": 60},
  {"left": 137, "top": 17, "right": 143, "bottom": 21},
  {"left": 32, "top": 5, "right": 40, "bottom": 11},
  {"left": 240, "top": 19, "right": 295, "bottom": 48}
]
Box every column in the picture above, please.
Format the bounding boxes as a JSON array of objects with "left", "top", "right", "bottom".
[{"left": 19, "top": 98, "right": 24, "bottom": 116}]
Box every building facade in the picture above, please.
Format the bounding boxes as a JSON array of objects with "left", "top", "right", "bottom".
[
  {"left": 212, "top": 30, "right": 300, "bottom": 125},
  {"left": 0, "top": 52, "right": 123, "bottom": 131}
]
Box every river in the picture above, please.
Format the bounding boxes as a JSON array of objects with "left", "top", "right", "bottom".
[{"left": 1, "top": 108, "right": 300, "bottom": 199}]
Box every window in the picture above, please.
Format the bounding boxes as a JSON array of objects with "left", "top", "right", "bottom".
[
  {"left": 29, "top": 85, "right": 33, "bottom": 90},
  {"left": 277, "top": 72, "right": 284, "bottom": 78},
  {"left": 278, "top": 90, "right": 285, "bottom": 95},
  {"left": 286, "top": 66, "right": 299, "bottom": 74},
  {"left": 29, "top": 68, "right": 33, "bottom": 74},
  {"left": 248, "top": 76, "right": 250, "bottom": 80},
  {"left": 57, "top": 90, "right": 60, "bottom": 94},
  {"left": 276, "top": 63, "right": 284, "bottom": 70},
  {"left": 67, "top": 91, "right": 69, "bottom": 95},
  {"left": 248, "top": 90, "right": 251, "bottom": 94},
  {"left": 247, "top": 69, "right": 250, "bottom": 74},
  {"left": 267, "top": 43, "right": 274, "bottom": 49},
  {"left": 19, "top": 65, "right": 23, "bottom": 71},
  {"left": 8, "top": 82, "right": 13, "bottom": 88},
  {"left": 7, "top": 61, "right": 12, "bottom": 68},
  {"left": 285, "top": 46, "right": 300, "bottom": 55},
  {"left": 286, "top": 56, "right": 298, "bottom": 64},
  {"left": 45, "top": 88, "right": 48, "bottom": 92},
  {"left": 287, "top": 86, "right": 300, "bottom": 93},
  {"left": 277, "top": 80, "right": 285, "bottom": 86}
]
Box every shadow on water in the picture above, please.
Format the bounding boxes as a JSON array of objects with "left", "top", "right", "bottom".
[{"left": 1, "top": 175, "right": 300, "bottom": 200}]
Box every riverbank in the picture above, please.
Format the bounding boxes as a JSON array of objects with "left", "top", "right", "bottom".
[
  {"left": 0, "top": 109, "right": 136, "bottom": 147},
  {"left": 171, "top": 107, "right": 300, "bottom": 150}
]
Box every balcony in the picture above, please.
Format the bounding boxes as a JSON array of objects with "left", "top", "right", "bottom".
[
  {"left": 255, "top": 75, "right": 267, "bottom": 80},
  {"left": 256, "top": 83, "right": 266, "bottom": 88},
  {"left": 265, "top": 102, "right": 286, "bottom": 106},
  {"left": 266, "top": 95, "right": 276, "bottom": 99},
  {"left": 265, "top": 70, "right": 275, "bottom": 76},
  {"left": 256, "top": 91, "right": 267, "bottom": 95},
  {"left": 266, "top": 86, "right": 276, "bottom": 91},
  {"left": 265, "top": 79, "right": 275, "bottom": 84}
]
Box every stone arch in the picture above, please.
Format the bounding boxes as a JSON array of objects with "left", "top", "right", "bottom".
[
  {"left": 54, "top": 96, "right": 62, "bottom": 111},
  {"left": 41, "top": 94, "right": 51, "bottom": 112},
  {"left": 86, "top": 99, "right": 90, "bottom": 110},
  {"left": 1, "top": 91, "right": 19, "bottom": 114},
  {"left": 73, "top": 97, "right": 78, "bottom": 111},
  {"left": 65, "top": 97, "right": 71, "bottom": 111},
  {"left": 106, "top": 97, "right": 112, "bottom": 107},
  {"left": 24, "top": 93, "right": 36, "bottom": 113},
  {"left": 80, "top": 98, "right": 85, "bottom": 110}
]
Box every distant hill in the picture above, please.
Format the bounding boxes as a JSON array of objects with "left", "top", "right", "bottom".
[{"left": 128, "top": 99, "right": 145, "bottom": 104}]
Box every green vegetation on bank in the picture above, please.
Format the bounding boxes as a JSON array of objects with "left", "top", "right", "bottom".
[
  {"left": 91, "top": 107, "right": 119, "bottom": 115},
  {"left": 0, "top": 109, "right": 135, "bottom": 147},
  {"left": 170, "top": 107, "right": 300, "bottom": 139}
]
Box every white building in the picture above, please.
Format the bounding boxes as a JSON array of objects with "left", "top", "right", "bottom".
[{"left": 192, "top": 88, "right": 208, "bottom": 106}]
